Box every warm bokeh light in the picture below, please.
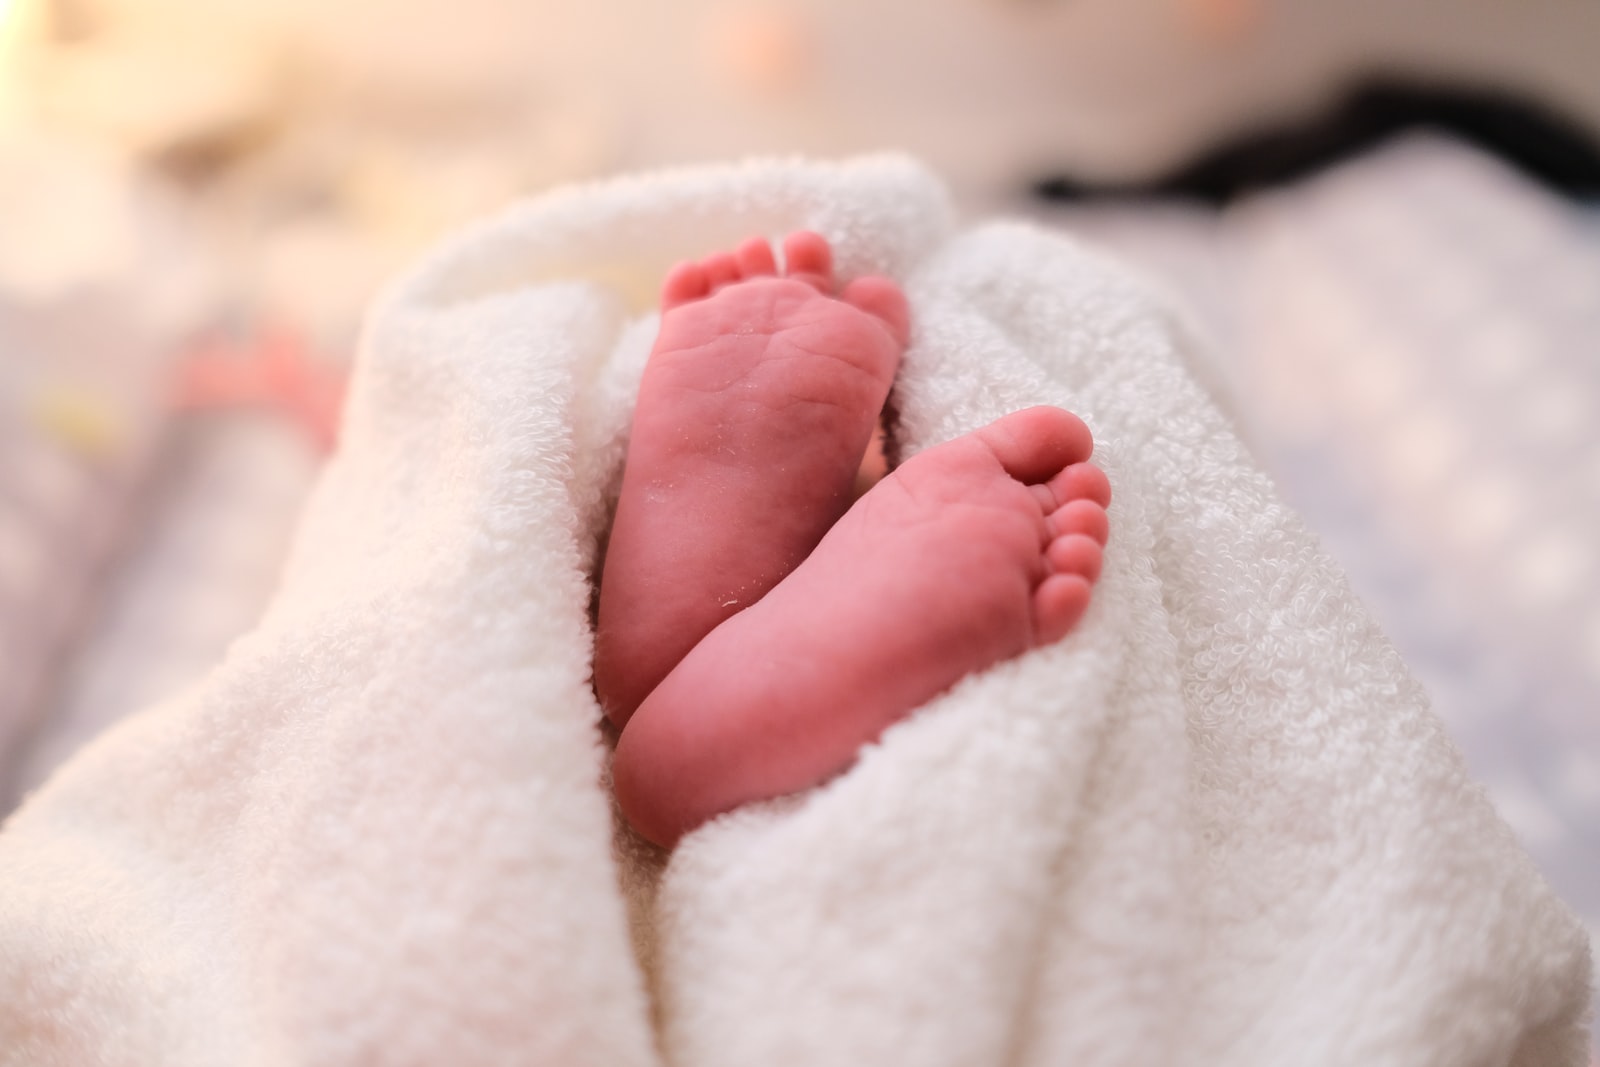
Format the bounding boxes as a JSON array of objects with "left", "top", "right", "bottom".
[
  {"left": 0, "top": 0, "right": 29, "bottom": 94},
  {"left": 0, "top": 0, "right": 20, "bottom": 48}
]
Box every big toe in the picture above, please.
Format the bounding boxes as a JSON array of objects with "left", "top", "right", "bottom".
[
  {"left": 974, "top": 406, "right": 1094, "bottom": 484},
  {"left": 842, "top": 276, "right": 911, "bottom": 345}
]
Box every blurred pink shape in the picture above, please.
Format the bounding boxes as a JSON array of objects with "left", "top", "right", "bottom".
[{"left": 172, "top": 328, "right": 346, "bottom": 454}]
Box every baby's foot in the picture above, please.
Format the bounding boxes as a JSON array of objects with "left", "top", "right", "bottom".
[
  {"left": 613, "top": 406, "right": 1111, "bottom": 846},
  {"left": 595, "top": 233, "right": 910, "bottom": 725}
]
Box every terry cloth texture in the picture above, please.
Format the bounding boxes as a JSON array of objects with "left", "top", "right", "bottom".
[{"left": 0, "top": 155, "right": 1590, "bottom": 1066}]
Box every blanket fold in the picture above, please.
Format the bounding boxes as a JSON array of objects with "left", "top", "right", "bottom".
[{"left": 0, "top": 155, "right": 1589, "bottom": 1067}]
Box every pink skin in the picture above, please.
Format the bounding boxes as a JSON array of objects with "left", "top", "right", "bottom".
[
  {"left": 612, "top": 402, "right": 1111, "bottom": 848},
  {"left": 597, "top": 233, "right": 1111, "bottom": 848},
  {"left": 594, "top": 233, "right": 910, "bottom": 725}
]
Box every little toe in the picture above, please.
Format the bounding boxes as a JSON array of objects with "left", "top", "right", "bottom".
[
  {"left": 1047, "top": 498, "right": 1109, "bottom": 545},
  {"left": 1046, "top": 534, "right": 1103, "bottom": 583},
  {"left": 1034, "top": 574, "right": 1094, "bottom": 646},
  {"left": 974, "top": 407, "right": 1094, "bottom": 485},
  {"left": 702, "top": 252, "right": 741, "bottom": 291},
  {"left": 782, "top": 230, "right": 835, "bottom": 290},
  {"left": 661, "top": 261, "right": 710, "bottom": 309},
  {"left": 735, "top": 237, "right": 778, "bottom": 278},
  {"left": 841, "top": 276, "right": 911, "bottom": 345}
]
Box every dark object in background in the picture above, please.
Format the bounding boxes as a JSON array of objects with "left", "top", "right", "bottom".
[{"left": 1034, "top": 80, "right": 1600, "bottom": 204}]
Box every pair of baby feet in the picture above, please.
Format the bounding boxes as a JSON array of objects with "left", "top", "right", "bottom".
[{"left": 594, "top": 233, "right": 1111, "bottom": 847}]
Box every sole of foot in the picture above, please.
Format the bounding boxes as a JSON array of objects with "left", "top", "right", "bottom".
[
  {"left": 593, "top": 232, "right": 910, "bottom": 725},
  {"left": 614, "top": 405, "right": 1111, "bottom": 846}
]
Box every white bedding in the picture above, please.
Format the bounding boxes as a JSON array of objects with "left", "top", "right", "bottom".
[
  {"left": 1035, "top": 135, "right": 1600, "bottom": 966},
  {"left": 0, "top": 153, "right": 1588, "bottom": 1066}
]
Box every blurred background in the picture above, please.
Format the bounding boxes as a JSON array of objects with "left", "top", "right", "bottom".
[{"left": 0, "top": 0, "right": 1595, "bottom": 1040}]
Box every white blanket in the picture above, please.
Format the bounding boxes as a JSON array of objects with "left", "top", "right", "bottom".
[{"left": 0, "top": 155, "right": 1589, "bottom": 1066}]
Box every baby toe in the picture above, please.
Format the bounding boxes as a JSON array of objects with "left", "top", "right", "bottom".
[
  {"left": 975, "top": 407, "right": 1093, "bottom": 485},
  {"left": 702, "top": 252, "right": 741, "bottom": 290},
  {"left": 735, "top": 236, "right": 777, "bottom": 278},
  {"left": 782, "top": 230, "right": 835, "bottom": 290},
  {"left": 1040, "top": 462, "right": 1111, "bottom": 511},
  {"left": 1034, "top": 574, "right": 1094, "bottom": 645},
  {"left": 1047, "top": 498, "right": 1109, "bottom": 545},
  {"left": 1046, "top": 534, "right": 1103, "bottom": 583},
  {"left": 661, "top": 260, "right": 711, "bottom": 309},
  {"left": 841, "top": 276, "right": 911, "bottom": 345}
]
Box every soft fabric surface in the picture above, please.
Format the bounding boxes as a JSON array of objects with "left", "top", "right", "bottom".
[
  {"left": 1039, "top": 135, "right": 1600, "bottom": 971},
  {"left": 0, "top": 155, "right": 1589, "bottom": 1066}
]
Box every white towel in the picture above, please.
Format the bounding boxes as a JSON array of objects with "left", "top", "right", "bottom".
[{"left": 0, "top": 155, "right": 1589, "bottom": 1067}]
